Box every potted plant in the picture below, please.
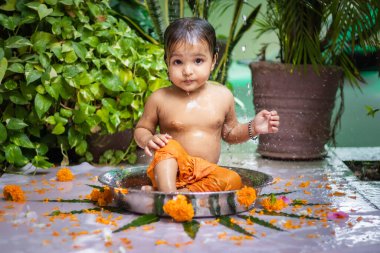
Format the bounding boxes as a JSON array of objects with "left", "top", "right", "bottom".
[
  {"left": 250, "top": 0, "right": 379, "bottom": 159},
  {"left": 0, "top": 0, "right": 169, "bottom": 171}
]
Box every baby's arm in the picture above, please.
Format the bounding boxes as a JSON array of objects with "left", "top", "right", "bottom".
[
  {"left": 222, "top": 90, "right": 279, "bottom": 144},
  {"left": 134, "top": 92, "right": 171, "bottom": 156}
]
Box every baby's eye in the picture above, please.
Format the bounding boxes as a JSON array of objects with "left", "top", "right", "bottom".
[
  {"left": 172, "top": 59, "right": 182, "bottom": 65},
  {"left": 195, "top": 58, "right": 204, "bottom": 64}
]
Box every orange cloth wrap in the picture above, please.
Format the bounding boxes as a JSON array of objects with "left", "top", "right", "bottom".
[{"left": 147, "top": 140, "right": 242, "bottom": 192}]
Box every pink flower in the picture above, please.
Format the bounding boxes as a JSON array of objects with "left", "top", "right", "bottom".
[
  {"left": 327, "top": 211, "right": 349, "bottom": 220},
  {"left": 279, "top": 196, "right": 291, "bottom": 204}
]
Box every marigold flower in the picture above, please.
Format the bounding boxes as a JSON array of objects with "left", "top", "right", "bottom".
[
  {"left": 89, "top": 187, "right": 113, "bottom": 206},
  {"left": 163, "top": 195, "right": 194, "bottom": 222},
  {"left": 3, "top": 185, "right": 26, "bottom": 202},
  {"left": 236, "top": 186, "right": 257, "bottom": 208},
  {"left": 56, "top": 167, "right": 74, "bottom": 181},
  {"left": 260, "top": 194, "right": 287, "bottom": 212}
]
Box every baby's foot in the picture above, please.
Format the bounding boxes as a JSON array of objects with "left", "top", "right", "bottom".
[
  {"left": 177, "top": 187, "right": 190, "bottom": 193},
  {"left": 141, "top": 185, "right": 153, "bottom": 192}
]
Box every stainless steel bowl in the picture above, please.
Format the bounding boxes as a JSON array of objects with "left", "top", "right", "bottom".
[{"left": 98, "top": 165, "right": 273, "bottom": 217}]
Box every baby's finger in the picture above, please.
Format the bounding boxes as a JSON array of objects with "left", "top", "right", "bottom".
[
  {"left": 144, "top": 146, "right": 153, "bottom": 156},
  {"left": 270, "top": 121, "right": 280, "bottom": 127},
  {"left": 153, "top": 136, "right": 166, "bottom": 147},
  {"left": 148, "top": 140, "right": 161, "bottom": 150},
  {"left": 270, "top": 116, "right": 280, "bottom": 122},
  {"left": 270, "top": 127, "right": 279, "bottom": 133},
  {"left": 270, "top": 110, "right": 278, "bottom": 116}
]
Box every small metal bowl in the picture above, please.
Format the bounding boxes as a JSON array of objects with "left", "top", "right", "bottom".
[{"left": 98, "top": 165, "right": 273, "bottom": 217}]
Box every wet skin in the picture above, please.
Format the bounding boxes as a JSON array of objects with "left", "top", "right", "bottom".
[{"left": 134, "top": 40, "right": 280, "bottom": 191}]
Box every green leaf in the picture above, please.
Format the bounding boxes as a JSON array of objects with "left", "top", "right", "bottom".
[
  {"left": 75, "top": 140, "right": 87, "bottom": 155},
  {"left": 37, "top": 4, "right": 53, "bottom": 20},
  {"left": 52, "top": 123, "right": 65, "bottom": 135},
  {"left": 34, "top": 93, "right": 53, "bottom": 118},
  {"left": 64, "top": 50, "right": 78, "bottom": 63},
  {"left": 31, "top": 31, "right": 56, "bottom": 53},
  {"left": 86, "top": 184, "right": 104, "bottom": 190},
  {"left": 8, "top": 63, "right": 24, "bottom": 73},
  {"left": 9, "top": 92, "right": 29, "bottom": 105},
  {"left": 255, "top": 210, "right": 320, "bottom": 220},
  {"left": 0, "top": 57, "right": 7, "bottom": 84},
  {"left": 32, "top": 155, "right": 53, "bottom": 169},
  {"left": 260, "top": 191, "right": 296, "bottom": 197},
  {"left": 238, "top": 215, "right": 285, "bottom": 231},
  {"left": 101, "top": 71, "right": 124, "bottom": 91},
  {"left": 10, "top": 133, "right": 35, "bottom": 148},
  {"left": 0, "top": 0, "right": 16, "bottom": 11},
  {"left": 218, "top": 216, "right": 255, "bottom": 237},
  {"left": 113, "top": 214, "right": 160, "bottom": 233},
  {"left": 183, "top": 220, "right": 200, "bottom": 239},
  {"left": 119, "top": 92, "right": 134, "bottom": 106},
  {"left": 25, "top": 64, "right": 42, "bottom": 84},
  {"left": 5, "top": 36, "right": 32, "bottom": 48},
  {"left": 6, "top": 118, "right": 28, "bottom": 130},
  {"left": 72, "top": 42, "right": 87, "bottom": 61},
  {"left": 4, "top": 144, "right": 28, "bottom": 166},
  {"left": 4, "top": 79, "right": 17, "bottom": 90},
  {"left": 48, "top": 207, "right": 100, "bottom": 216},
  {"left": 0, "top": 123, "right": 8, "bottom": 144}
]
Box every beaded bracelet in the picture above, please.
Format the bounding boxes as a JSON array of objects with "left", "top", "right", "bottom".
[{"left": 248, "top": 120, "right": 258, "bottom": 140}]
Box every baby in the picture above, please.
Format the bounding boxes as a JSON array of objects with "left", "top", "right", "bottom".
[{"left": 134, "top": 17, "right": 279, "bottom": 192}]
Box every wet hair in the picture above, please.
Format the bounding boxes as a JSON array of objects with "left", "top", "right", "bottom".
[{"left": 164, "top": 17, "right": 217, "bottom": 61}]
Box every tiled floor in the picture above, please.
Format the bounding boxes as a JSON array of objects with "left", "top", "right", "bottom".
[{"left": 1, "top": 144, "right": 379, "bottom": 253}]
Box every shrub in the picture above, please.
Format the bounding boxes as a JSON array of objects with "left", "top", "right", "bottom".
[{"left": 0, "top": 0, "right": 169, "bottom": 170}]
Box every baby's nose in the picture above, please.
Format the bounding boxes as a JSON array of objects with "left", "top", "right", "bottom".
[{"left": 182, "top": 65, "right": 193, "bottom": 76}]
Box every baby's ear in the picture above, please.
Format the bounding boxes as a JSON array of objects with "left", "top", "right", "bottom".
[{"left": 211, "top": 53, "right": 218, "bottom": 70}]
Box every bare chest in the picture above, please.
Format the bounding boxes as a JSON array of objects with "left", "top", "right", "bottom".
[{"left": 158, "top": 98, "right": 225, "bottom": 131}]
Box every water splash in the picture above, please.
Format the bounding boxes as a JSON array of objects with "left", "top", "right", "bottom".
[{"left": 186, "top": 100, "right": 199, "bottom": 110}]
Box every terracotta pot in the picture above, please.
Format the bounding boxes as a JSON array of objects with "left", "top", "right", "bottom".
[
  {"left": 250, "top": 61, "right": 343, "bottom": 160},
  {"left": 88, "top": 129, "right": 133, "bottom": 162}
]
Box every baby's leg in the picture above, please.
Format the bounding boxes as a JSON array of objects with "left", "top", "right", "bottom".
[{"left": 154, "top": 158, "right": 178, "bottom": 192}]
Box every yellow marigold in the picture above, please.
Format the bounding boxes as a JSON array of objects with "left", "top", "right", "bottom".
[
  {"left": 260, "top": 194, "right": 287, "bottom": 212},
  {"left": 89, "top": 187, "right": 113, "bottom": 206},
  {"left": 3, "top": 185, "right": 26, "bottom": 202},
  {"left": 56, "top": 167, "right": 74, "bottom": 182},
  {"left": 236, "top": 186, "right": 257, "bottom": 208},
  {"left": 163, "top": 195, "right": 194, "bottom": 222}
]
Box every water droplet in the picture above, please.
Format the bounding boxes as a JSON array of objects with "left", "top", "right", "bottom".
[{"left": 242, "top": 15, "right": 247, "bottom": 25}]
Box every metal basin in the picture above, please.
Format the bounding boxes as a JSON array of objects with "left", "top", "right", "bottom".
[{"left": 98, "top": 165, "right": 273, "bottom": 217}]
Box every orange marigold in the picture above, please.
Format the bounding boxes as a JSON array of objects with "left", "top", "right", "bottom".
[
  {"left": 89, "top": 187, "right": 113, "bottom": 206},
  {"left": 236, "top": 186, "right": 257, "bottom": 208},
  {"left": 56, "top": 168, "right": 74, "bottom": 182},
  {"left": 163, "top": 195, "right": 194, "bottom": 222},
  {"left": 260, "top": 194, "right": 287, "bottom": 212},
  {"left": 3, "top": 185, "right": 26, "bottom": 202}
]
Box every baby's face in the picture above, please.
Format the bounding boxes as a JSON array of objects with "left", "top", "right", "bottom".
[{"left": 167, "top": 40, "right": 216, "bottom": 93}]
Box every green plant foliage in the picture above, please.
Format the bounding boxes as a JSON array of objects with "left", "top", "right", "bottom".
[
  {"left": 183, "top": 220, "right": 200, "bottom": 239},
  {"left": 0, "top": 0, "right": 170, "bottom": 170},
  {"left": 113, "top": 213, "right": 160, "bottom": 233},
  {"left": 256, "top": 0, "right": 380, "bottom": 86}
]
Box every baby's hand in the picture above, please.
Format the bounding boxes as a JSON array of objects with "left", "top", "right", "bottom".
[
  {"left": 253, "top": 110, "right": 280, "bottom": 135},
  {"left": 144, "top": 133, "right": 172, "bottom": 156}
]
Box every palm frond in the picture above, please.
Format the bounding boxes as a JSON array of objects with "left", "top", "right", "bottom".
[
  {"left": 165, "top": 0, "right": 185, "bottom": 24},
  {"left": 145, "top": 0, "right": 165, "bottom": 43}
]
